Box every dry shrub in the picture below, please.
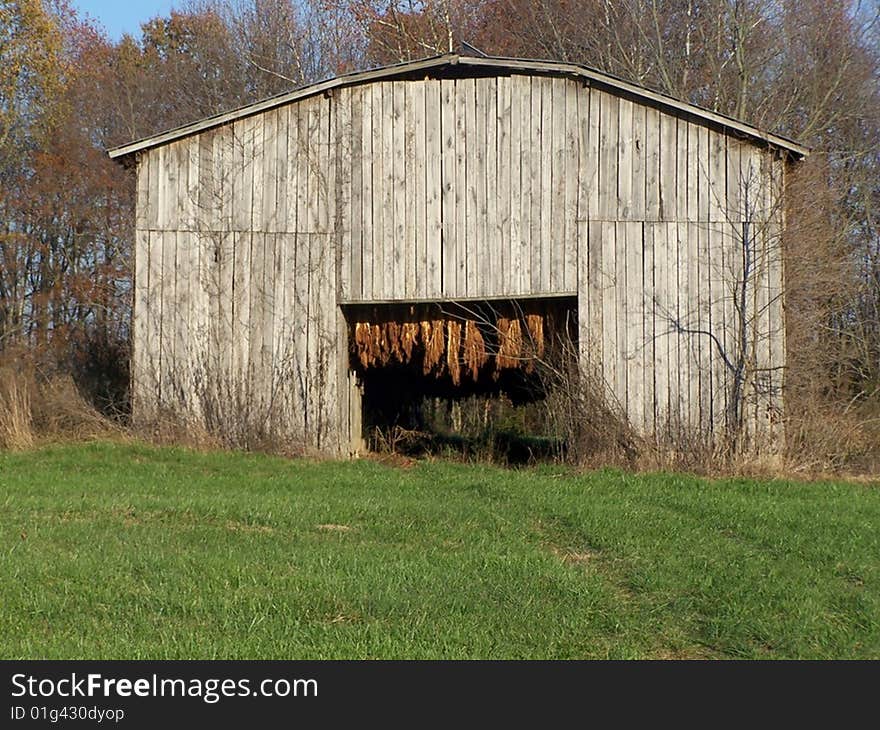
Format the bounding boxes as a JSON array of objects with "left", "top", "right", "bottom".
[
  {"left": 638, "top": 421, "right": 716, "bottom": 474},
  {"left": 131, "top": 361, "right": 308, "bottom": 458},
  {"left": 139, "top": 407, "right": 306, "bottom": 459},
  {"left": 133, "top": 408, "right": 224, "bottom": 453},
  {"left": 31, "top": 375, "right": 123, "bottom": 440},
  {"left": 0, "top": 367, "right": 122, "bottom": 450},
  {"left": 0, "top": 369, "right": 35, "bottom": 450},
  {"left": 538, "top": 347, "right": 642, "bottom": 468},
  {"left": 371, "top": 425, "right": 431, "bottom": 455},
  {"left": 785, "top": 400, "right": 880, "bottom": 475}
]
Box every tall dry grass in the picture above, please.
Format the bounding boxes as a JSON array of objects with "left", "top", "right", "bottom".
[
  {"left": 0, "top": 368, "right": 123, "bottom": 450},
  {"left": 0, "top": 369, "right": 35, "bottom": 450}
]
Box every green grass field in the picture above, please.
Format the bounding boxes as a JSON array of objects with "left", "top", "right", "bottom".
[{"left": 1, "top": 441, "right": 878, "bottom": 659}]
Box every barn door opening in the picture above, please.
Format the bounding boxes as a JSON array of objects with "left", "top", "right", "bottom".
[{"left": 343, "top": 297, "right": 578, "bottom": 463}]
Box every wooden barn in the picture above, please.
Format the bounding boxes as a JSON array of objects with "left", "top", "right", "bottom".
[{"left": 109, "top": 54, "right": 808, "bottom": 457}]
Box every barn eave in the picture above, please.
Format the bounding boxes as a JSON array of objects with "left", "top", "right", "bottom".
[{"left": 107, "top": 53, "right": 810, "bottom": 161}]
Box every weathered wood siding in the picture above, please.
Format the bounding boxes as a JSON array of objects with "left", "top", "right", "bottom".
[
  {"left": 339, "top": 75, "right": 581, "bottom": 301},
  {"left": 132, "top": 70, "right": 788, "bottom": 455},
  {"left": 132, "top": 95, "right": 357, "bottom": 455}
]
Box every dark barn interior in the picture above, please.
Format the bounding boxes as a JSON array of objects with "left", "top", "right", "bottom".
[{"left": 345, "top": 297, "right": 578, "bottom": 461}]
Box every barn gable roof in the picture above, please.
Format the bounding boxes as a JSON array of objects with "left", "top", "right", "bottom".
[{"left": 108, "top": 53, "right": 809, "bottom": 160}]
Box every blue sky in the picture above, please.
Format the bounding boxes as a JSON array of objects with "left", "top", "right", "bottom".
[{"left": 72, "top": 1, "right": 181, "bottom": 40}]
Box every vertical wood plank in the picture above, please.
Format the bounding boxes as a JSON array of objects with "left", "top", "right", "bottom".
[
  {"left": 165, "top": 142, "right": 182, "bottom": 231},
  {"left": 642, "top": 221, "right": 655, "bottom": 435},
  {"left": 336, "top": 88, "right": 352, "bottom": 303},
  {"left": 360, "top": 87, "right": 374, "bottom": 300},
  {"left": 645, "top": 106, "right": 661, "bottom": 220},
  {"left": 563, "top": 79, "right": 579, "bottom": 292},
  {"left": 403, "top": 81, "right": 417, "bottom": 298},
  {"left": 261, "top": 108, "right": 279, "bottom": 233},
  {"left": 659, "top": 112, "right": 677, "bottom": 221},
  {"left": 132, "top": 229, "right": 152, "bottom": 419},
  {"left": 185, "top": 138, "right": 200, "bottom": 232},
  {"left": 371, "top": 85, "right": 386, "bottom": 296},
  {"left": 441, "top": 79, "right": 456, "bottom": 296},
  {"left": 727, "top": 137, "right": 743, "bottom": 224},
  {"left": 576, "top": 84, "right": 590, "bottom": 298},
  {"left": 275, "top": 106, "right": 289, "bottom": 235},
  {"left": 676, "top": 118, "right": 689, "bottom": 221},
  {"left": 686, "top": 221, "right": 702, "bottom": 434},
  {"left": 653, "top": 223, "right": 669, "bottom": 432},
  {"left": 146, "top": 149, "right": 160, "bottom": 229},
  {"left": 615, "top": 222, "right": 629, "bottom": 413},
  {"left": 550, "top": 77, "right": 567, "bottom": 292},
  {"left": 263, "top": 233, "right": 278, "bottom": 425},
  {"left": 319, "top": 97, "right": 333, "bottom": 233},
  {"left": 342, "top": 87, "right": 359, "bottom": 301},
  {"left": 425, "top": 79, "right": 442, "bottom": 297},
  {"left": 136, "top": 155, "right": 150, "bottom": 230},
  {"left": 496, "top": 75, "right": 511, "bottom": 294},
  {"left": 337, "top": 310, "right": 352, "bottom": 455},
  {"left": 514, "top": 73, "right": 530, "bottom": 294},
  {"left": 540, "top": 77, "right": 553, "bottom": 292},
  {"left": 485, "top": 77, "right": 499, "bottom": 296},
  {"left": 577, "top": 216, "right": 590, "bottom": 383},
  {"left": 670, "top": 219, "right": 692, "bottom": 430},
  {"left": 472, "top": 77, "right": 488, "bottom": 297},
  {"left": 283, "top": 107, "right": 299, "bottom": 234},
  {"left": 248, "top": 232, "right": 266, "bottom": 415},
  {"left": 160, "top": 230, "right": 177, "bottom": 406},
  {"left": 598, "top": 91, "right": 617, "bottom": 221},
  {"left": 697, "top": 125, "right": 711, "bottom": 222},
  {"left": 686, "top": 121, "right": 699, "bottom": 223},
  {"left": 412, "top": 80, "right": 427, "bottom": 298},
  {"left": 295, "top": 103, "right": 310, "bottom": 234},
  {"left": 586, "top": 87, "right": 601, "bottom": 220},
  {"left": 617, "top": 97, "right": 633, "bottom": 221},
  {"left": 304, "top": 234, "right": 318, "bottom": 442},
  {"left": 147, "top": 231, "right": 164, "bottom": 401},
  {"left": 285, "top": 233, "right": 306, "bottom": 436},
  {"left": 197, "top": 131, "right": 214, "bottom": 232},
  {"left": 272, "top": 230, "right": 290, "bottom": 435},
  {"left": 191, "top": 229, "right": 209, "bottom": 420},
  {"left": 391, "top": 81, "right": 406, "bottom": 297},
  {"left": 630, "top": 99, "right": 646, "bottom": 220},
  {"left": 709, "top": 130, "right": 726, "bottom": 223},
  {"left": 625, "top": 221, "right": 643, "bottom": 430},
  {"left": 697, "top": 221, "right": 713, "bottom": 434},
  {"left": 218, "top": 230, "right": 234, "bottom": 408},
  {"left": 251, "top": 116, "right": 265, "bottom": 232},
  {"left": 587, "top": 220, "right": 604, "bottom": 382},
  {"left": 156, "top": 145, "right": 171, "bottom": 229},
  {"left": 529, "top": 76, "right": 543, "bottom": 291},
  {"left": 601, "top": 221, "right": 617, "bottom": 405},
  {"left": 234, "top": 118, "right": 256, "bottom": 231},
  {"left": 319, "top": 230, "right": 338, "bottom": 451},
  {"left": 456, "top": 79, "right": 471, "bottom": 296},
  {"left": 233, "top": 232, "right": 251, "bottom": 410},
  {"left": 175, "top": 142, "right": 188, "bottom": 231},
  {"left": 218, "top": 125, "right": 235, "bottom": 232},
  {"left": 709, "top": 220, "right": 727, "bottom": 432}
]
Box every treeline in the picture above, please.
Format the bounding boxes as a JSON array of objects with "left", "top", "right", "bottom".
[{"left": 0, "top": 0, "right": 878, "bottom": 468}]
